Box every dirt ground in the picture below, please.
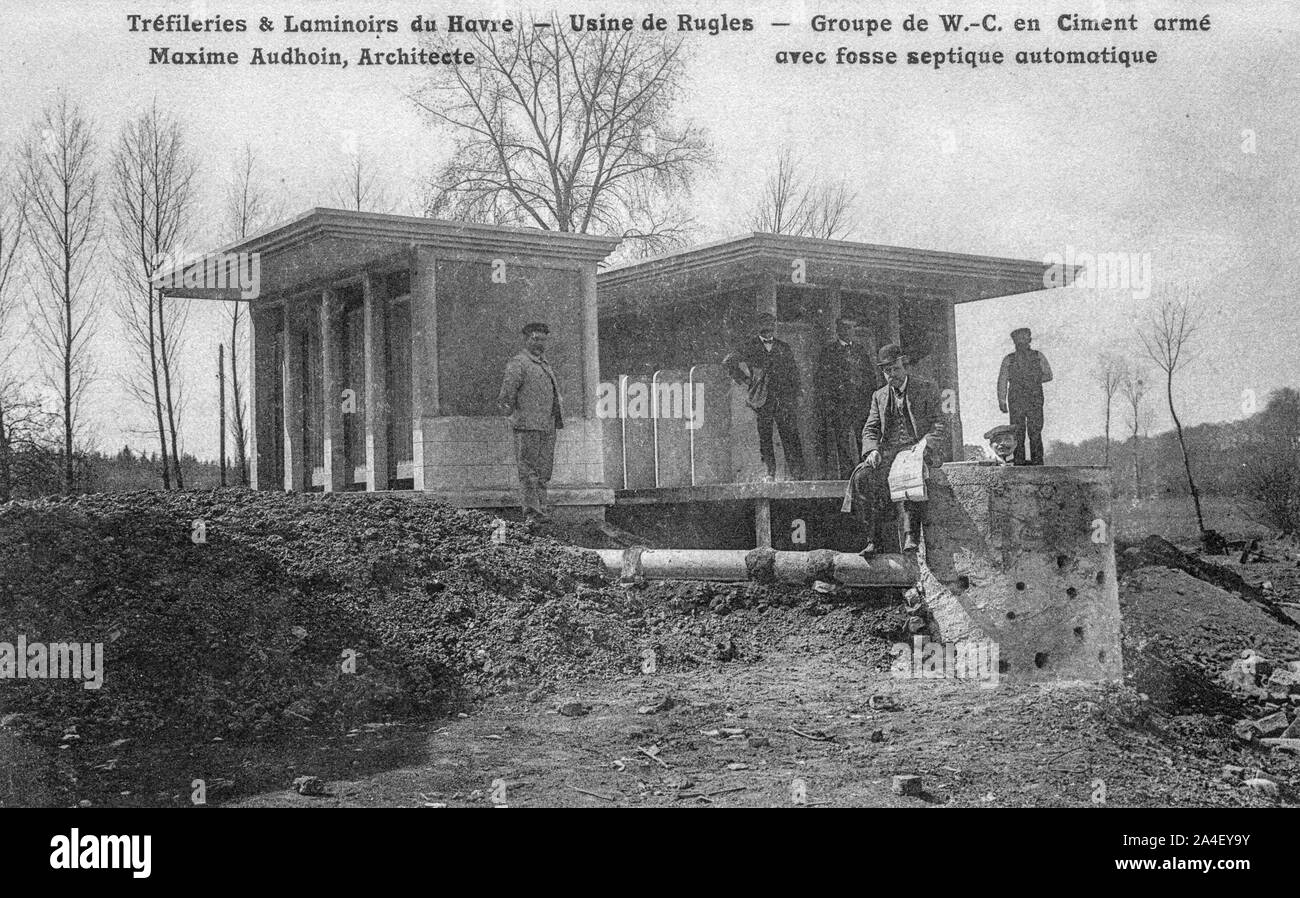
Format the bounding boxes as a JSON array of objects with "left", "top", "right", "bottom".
[{"left": 2, "top": 491, "right": 1298, "bottom": 808}]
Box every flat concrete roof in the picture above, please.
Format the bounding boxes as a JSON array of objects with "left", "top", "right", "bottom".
[
  {"left": 156, "top": 207, "right": 622, "bottom": 301},
  {"left": 598, "top": 232, "right": 1079, "bottom": 311}
]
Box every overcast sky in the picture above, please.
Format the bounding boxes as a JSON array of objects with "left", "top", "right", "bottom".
[{"left": 1, "top": 0, "right": 1297, "bottom": 461}]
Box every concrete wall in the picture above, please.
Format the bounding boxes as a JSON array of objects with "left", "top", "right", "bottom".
[
  {"left": 435, "top": 259, "right": 584, "bottom": 418},
  {"left": 417, "top": 416, "right": 605, "bottom": 493},
  {"left": 920, "top": 463, "right": 1123, "bottom": 682}
]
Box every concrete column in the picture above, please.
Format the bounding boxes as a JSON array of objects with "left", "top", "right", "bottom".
[
  {"left": 248, "top": 306, "right": 277, "bottom": 491},
  {"left": 282, "top": 303, "right": 305, "bottom": 491},
  {"left": 887, "top": 295, "right": 902, "bottom": 346},
  {"left": 410, "top": 247, "right": 438, "bottom": 491},
  {"left": 757, "top": 270, "right": 778, "bottom": 319},
  {"left": 320, "top": 289, "right": 346, "bottom": 491},
  {"left": 942, "top": 296, "right": 964, "bottom": 460},
  {"left": 754, "top": 498, "right": 772, "bottom": 548},
  {"left": 581, "top": 265, "right": 599, "bottom": 420},
  {"left": 827, "top": 287, "right": 842, "bottom": 335},
  {"left": 363, "top": 271, "right": 390, "bottom": 491}
]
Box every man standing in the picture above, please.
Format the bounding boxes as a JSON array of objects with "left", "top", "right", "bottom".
[
  {"left": 842, "top": 344, "right": 946, "bottom": 554},
  {"left": 723, "top": 312, "right": 805, "bottom": 481},
  {"left": 997, "top": 327, "right": 1053, "bottom": 465},
  {"left": 498, "top": 322, "right": 563, "bottom": 525},
  {"left": 815, "top": 316, "right": 874, "bottom": 479}
]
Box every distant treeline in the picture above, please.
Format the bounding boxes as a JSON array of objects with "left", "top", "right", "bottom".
[{"left": 1046, "top": 387, "right": 1300, "bottom": 533}]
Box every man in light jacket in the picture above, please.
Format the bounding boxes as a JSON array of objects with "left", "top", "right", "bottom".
[{"left": 498, "top": 322, "right": 564, "bottom": 525}]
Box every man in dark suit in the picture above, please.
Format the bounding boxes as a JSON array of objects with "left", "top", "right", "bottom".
[
  {"left": 997, "top": 327, "right": 1053, "bottom": 465},
  {"left": 723, "top": 312, "right": 805, "bottom": 481},
  {"left": 815, "top": 316, "right": 875, "bottom": 479},
  {"left": 841, "top": 344, "right": 947, "bottom": 554}
]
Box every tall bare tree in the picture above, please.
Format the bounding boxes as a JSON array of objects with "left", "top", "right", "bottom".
[
  {"left": 410, "top": 14, "right": 709, "bottom": 254},
  {"left": 747, "top": 147, "right": 858, "bottom": 240},
  {"left": 1139, "top": 289, "right": 1207, "bottom": 541},
  {"left": 19, "top": 95, "right": 102, "bottom": 493},
  {"left": 222, "top": 144, "right": 283, "bottom": 486},
  {"left": 0, "top": 152, "right": 29, "bottom": 499},
  {"left": 110, "top": 102, "right": 197, "bottom": 489},
  {"left": 1120, "top": 363, "right": 1150, "bottom": 499},
  {"left": 331, "top": 148, "right": 392, "bottom": 213},
  {"left": 1091, "top": 352, "right": 1125, "bottom": 466}
]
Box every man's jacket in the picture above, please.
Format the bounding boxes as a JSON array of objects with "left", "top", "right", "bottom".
[
  {"left": 998, "top": 349, "right": 1053, "bottom": 406},
  {"left": 815, "top": 340, "right": 874, "bottom": 411},
  {"left": 722, "top": 337, "right": 801, "bottom": 410},
  {"left": 499, "top": 351, "right": 564, "bottom": 431},
  {"left": 860, "top": 376, "right": 947, "bottom": 461}
]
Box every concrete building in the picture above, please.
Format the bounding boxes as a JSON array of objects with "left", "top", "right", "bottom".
[
  {"left": 597, "top": 233, "right": 1070, "bottom": 546},
  {"left": 159, "top": 208, "right": 619, "bottom": 514},
  {"left": 162, "top": 212, "right": 1074, "bottom": 537}
]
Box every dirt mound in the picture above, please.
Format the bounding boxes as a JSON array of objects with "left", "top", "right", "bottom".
[
  {"left": 0, "top": 491, "right": 902, "bottom": 748},
  {"left": 1118, "top": 543, "right": 1300, "bottom": 721},
  {"left": 1118, "top": 535, "right": 1295, "bottom": 625}
]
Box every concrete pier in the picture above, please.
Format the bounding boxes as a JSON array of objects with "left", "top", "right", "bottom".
[{"left": 920, "top": 463, "right": 1123, "bottom": 682}]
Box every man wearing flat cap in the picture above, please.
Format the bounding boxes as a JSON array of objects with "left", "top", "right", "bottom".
[
  {"left": 997, "top": 328, "right": 1052, "bottom": 465},
  {"left": 841, "top": 344, "right": 947, "bottom": 554},
  {"left": 723, "top": 312, "right": 806, "bottom": 481},
  {"left": 498, "top": 322, "right": 564, "bottom": 525},
  {"left": 983, "top": 424, "right": 1021, "bottom": 465}
]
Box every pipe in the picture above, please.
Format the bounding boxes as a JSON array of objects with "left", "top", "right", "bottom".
[{"left": 596, "top": 547, "right": 917, "bottom": 587}]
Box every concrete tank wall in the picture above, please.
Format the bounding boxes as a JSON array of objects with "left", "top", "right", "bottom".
[{"left": 920, "top": 463, "right": 1122, "bottom": 683}]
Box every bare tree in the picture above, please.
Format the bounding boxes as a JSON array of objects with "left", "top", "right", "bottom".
[
  {"left": 1138, "top": 288, "right": 1207, "bottom": 542},
  {"left": 0, "top": 159, "right": 29, "bottom": 499},
  {"left": 747, "top": 147, "right": 858, "bottom": 240},
  {"left": 410, "top": 15, "right": 709, "bottom": 253},
  {"left": 1090, "top": 352, "right": 1125, "bottom": 466},
  {"left": 110, "top": 102, "right": 197, "bottom": 489},
  {"left": 1119, "top": 363, "right": 1150, "bottom": 499},
  {"left": 222, "top": 145, "right": 284, "bottom": 486},
  {"left": 18, "top": 95, "right": 102, "bottom": 493},
  {"left": 331, "top": 148, "right": 392, "bottom": 213}
]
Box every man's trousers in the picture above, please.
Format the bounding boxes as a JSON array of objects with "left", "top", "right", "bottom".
[
  {"left": 756, "top": 397, "right": 805, "bottom": 480},
  {"left": 1008, "top": 401, "right": 1045, "bottom": 466},
  {"left": 841, "top": 447, "right": 925, "bottom": 548},
  {"left": 514, "top": 428, "right": 556, "bottom": 516},
  {"left": 822, "top": 403, "right": 862, "bottom": 480}
]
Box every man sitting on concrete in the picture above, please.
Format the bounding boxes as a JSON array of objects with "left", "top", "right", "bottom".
[
  {"left": 498, "top": 322, "right": 564, "bottom": 526},
  {"left": 842, "top": 344, "right": 946, "bottom": 555}
]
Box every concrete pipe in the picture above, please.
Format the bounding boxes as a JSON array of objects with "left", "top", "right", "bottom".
[{"left": 596, "top": 547, "right": 917, "bottom": 588}]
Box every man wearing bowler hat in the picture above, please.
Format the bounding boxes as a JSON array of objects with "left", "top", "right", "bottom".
[
  {"left": 842, "top": 344, "right": 947, "bottom": 554},
  {"left": 997, "top": 327, "right": 1053, "bottom": 465},
  {"left": 498, "top": 322, "right": 564, "bottom": 525},
  {"left": 723, "top": 312, "right": 806, "bottom": 481}
]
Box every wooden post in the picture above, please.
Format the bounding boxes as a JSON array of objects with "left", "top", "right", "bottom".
[
  {"left": 218, "top": 344, "right": 227, "bottom": 487},
  {"left": 363, "top": 271, "right": 390, "bottom": 491}
]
